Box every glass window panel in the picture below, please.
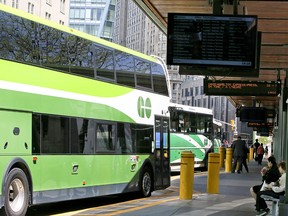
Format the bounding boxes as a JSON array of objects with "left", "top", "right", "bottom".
[
  {"left": 151, "top": 63, "right": 168, "bottom": 96},
  {"left": 134, "top": 124, "right": 153, "bottom": 153},
  {"left": 67, "top": 35, "right": 94, "bottom": 78},
  {"left": 0, "top": 12, "right": 41, "bottom": 65},
  {"left": 70, "top": 118, "right": 95, "bottom": 154},
  {"left": 38, "top": 24, "right": 70, "bottom": 73},
  {"left": 41, "top": 115, "right": 69, "bottom": 154},
  {"left": 115, "top": 50, "right": 135, "bottom": 87},
  {"left": 32, "top": 114, "right": 41, "bottom": 154},
  {"left": 116, "top": 123, "right": 134, "bottom": 153},
  {"left": 135, "top": 59, "right": 152, "bottom": 89},
  {"left": 94, "top": 45, "right": 115, "bottom": 80},
  {"left": 96, "top": 122, "right": 116, "bottom": 153}
]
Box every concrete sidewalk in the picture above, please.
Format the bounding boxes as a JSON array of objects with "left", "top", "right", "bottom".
[{"left": 124, "top": 159, "right": 268, "bottom": 216}]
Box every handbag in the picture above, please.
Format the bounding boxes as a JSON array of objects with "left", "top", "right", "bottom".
[
  {"left": 255, "top": 155, "right": 258, "bottom": 161},
  {"left": 260, "top": 181, "right": 272, "bottom": 191}
]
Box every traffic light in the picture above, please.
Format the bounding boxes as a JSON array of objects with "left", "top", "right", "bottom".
[{"left": 231, "top": 119, "right": 235, "bottom": 131}]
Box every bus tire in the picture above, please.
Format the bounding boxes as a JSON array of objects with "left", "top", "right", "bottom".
[
  {"left": 139, "top": 167, "right": 152, "bottom": 197},
  {"left": 2, "top": 168, "right": 29, "bottom": 216}
]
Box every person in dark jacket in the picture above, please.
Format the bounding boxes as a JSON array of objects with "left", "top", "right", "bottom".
[
  {"left": 255, "top": 161, "right": 286, "bottom": 215},
  {"left": 231, "top": 136, "right": 247, "bottom": 174},
  {"left": 238, "top": 142, "right": 249, "bottom": 173},
  {"left": 250, "top": 156, "right": 281, "bottom": 203},
  {"left": 254, "top": 139, "right": 260, "bottom": 159}
]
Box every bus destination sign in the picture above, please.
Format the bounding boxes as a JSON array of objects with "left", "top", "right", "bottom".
[{"left": 204, "top": 79, "right": 280, "bottom": 96}]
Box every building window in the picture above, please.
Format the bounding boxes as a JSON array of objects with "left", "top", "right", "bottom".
[
  {"left": 45, "top": 12, "right": 51, "bottom": 20},
  {"left": 12, "top": 0, "right": 18, "bottom": 8},
  {"left": 173, "top": 83, "right": 177, "bottom": 90},
  {"left": 28, "top": 2, "right": 34, "bottom": 14},
  {"left": 195, "top": 86, "right": 199, "bottom": 96},
  {"left": 203, "top": 98, "right": 207, "bottom": 108},
  {"left": 60, "top": 0, "right": 65, "bottom": 14},
  {"left": 59, "top": 20, "right": 64, "bottom": 25},
  {"left": 185, "top": 88, "right": 189, "bottom": 97},
  {"left": 190, "top": 87, "right": 193, "bottom": 96},
  {"left": 191, "top": 97, "right": 194, "bottom": 106}
]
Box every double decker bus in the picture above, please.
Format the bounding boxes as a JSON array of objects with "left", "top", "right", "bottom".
[
  {"left": 0, "top": 5, "right": 170, "bottom": 216},
  {"left": 168, "top": 103, "right": 218, "bottom": 171}
]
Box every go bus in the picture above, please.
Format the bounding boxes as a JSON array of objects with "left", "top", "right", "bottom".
[
  {"left": 168, "top": 103, "right": 221, "bottom": 171},
  {"left": 0, "top": 5, "right": 171, "bottom": 216}
]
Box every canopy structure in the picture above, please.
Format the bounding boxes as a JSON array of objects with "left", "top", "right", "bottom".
[{"left": 134, "top": 0, "right": 288, "bottom": 110}]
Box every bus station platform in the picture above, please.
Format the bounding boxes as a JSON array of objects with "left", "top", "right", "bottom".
[
  {"left": 59, "top": 158, "right": 281, "bottom": 216},
  {"left": 123, "top": 159, "right": 266, "bottom": 216}
]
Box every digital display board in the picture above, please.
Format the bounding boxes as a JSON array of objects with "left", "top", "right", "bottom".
[
  {"left": 203, "top": 79, "right": 280, "bottom": 96},
  {"left": 240, "top": 107, "right": 267, "bottom": 123},
  {"left": 247, "top": 122, "right": 273, "bottom": 127},
  {"left": 167, "top": 13, "right": 258, "bottom": 68}
]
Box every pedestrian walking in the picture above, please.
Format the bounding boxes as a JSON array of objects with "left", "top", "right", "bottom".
[
  {"left": 239, "top": 142, "right": 249, "bottom": 173},
  {"left": 254, "top": 139, "right": 260, "bottom": 159},
  {"left": 231, "top": 136, "right": 247, "bottom": 174},
  {"left": 257, "top": 143, "right": 265, "bottom": 165}
]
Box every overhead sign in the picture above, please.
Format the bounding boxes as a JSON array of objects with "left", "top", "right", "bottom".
[
  {"left": 247, "top": 122, "right": 274, "bottom": 127},
  {"left": 167, "top": 13, "right": 258, "bottom": 68},
  {"left": 204, "top": 79, "right": 280, "bottom": 96}
]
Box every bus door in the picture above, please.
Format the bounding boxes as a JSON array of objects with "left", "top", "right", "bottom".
[{"left": 154, "top": 116, "right": 170, "bottom": 189}]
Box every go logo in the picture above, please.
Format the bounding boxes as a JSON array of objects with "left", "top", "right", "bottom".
[{"left": 137, "top": 96, "right": 151, "bottom": 118}]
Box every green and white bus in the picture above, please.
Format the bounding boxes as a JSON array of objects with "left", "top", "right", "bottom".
[
  {"left": 169, "top": 103, "right": 218, "bottom": 171},
  {"left": 0, "top": 5, "right": 170, "bottom": 216}
]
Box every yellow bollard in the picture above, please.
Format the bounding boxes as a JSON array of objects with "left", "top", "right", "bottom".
[
  {"left": 225, "top": 148, "right": 233, "bottom": 173},
  {"left": 249, "top": 147, "right": 254, "bottom": 161},
  {"left": 219, "top": 147, "right": 225, "bottom": 168},
  {"left": 207, "top": 153, "right": 220, "bottom": 194},
  {"left": 180, "top": 151, "right": 194, "bottom": 200}
]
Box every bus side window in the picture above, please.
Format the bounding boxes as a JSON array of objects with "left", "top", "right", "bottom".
[
  {"left": 32, "top": 114, "right": 41, "bottom": 154},
  {"left": 95, "top": 123, "right": 116, "bottom": 153}
]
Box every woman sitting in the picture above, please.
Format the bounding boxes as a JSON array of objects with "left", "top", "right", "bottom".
[
  {"left": 250, "top": 156, "right": 281, "bottom": 201},
  {"left": 255, "top": 161, "right": 286, "bottom": 216}
]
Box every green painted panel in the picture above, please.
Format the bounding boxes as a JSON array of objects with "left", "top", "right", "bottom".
[
  {"left": 0, "top": 59, "right": 132, "bottom": 98},
  {"left": 213, "top": 139, "right": 222, "bottom": 153},
  {"left": 0, "top": 154, "right": 150, "bottom": 194},
  {"left": 0, "top": 110, "right": 31, "bottom": 155},
  {"left": 0, "top": 89, "right": 135, "bottom": 123},
  {"left": 170, "top": 134, "right": 207, "bottom": 162}
]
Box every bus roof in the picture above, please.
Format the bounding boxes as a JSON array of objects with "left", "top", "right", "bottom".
[
  {"left": 169, "top": 103, "right": 213, "bottom": 115},
  {"left": 213, "top": 119, "right": 222, "bottom": 127}
]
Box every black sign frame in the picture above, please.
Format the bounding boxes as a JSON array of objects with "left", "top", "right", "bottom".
[
  {"left": 203, "top": 79, "right": 281, "bottom": 96},
  {"left": 167, "top": 13, "right": 258, "bottom": 68}
]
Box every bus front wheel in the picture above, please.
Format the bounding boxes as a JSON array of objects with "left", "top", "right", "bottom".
[
  {"left": 2, "top": 168, "right": 29, "bottom": 216},
  {"left": 139, "top": 167, "right": 152, "bottom": 197}
]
